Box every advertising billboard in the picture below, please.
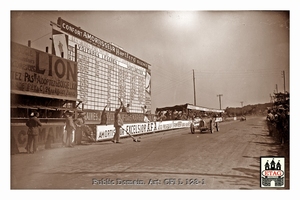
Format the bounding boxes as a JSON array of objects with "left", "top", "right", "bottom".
[
  {"left": 11, "top": 42, "right": 78, "bottom": 100},
  {"left": 52, "top": 18, "right": 151, "bottom": 113},
  {"left": 96, "top": 120, "right": 191, "bottom": 141}
]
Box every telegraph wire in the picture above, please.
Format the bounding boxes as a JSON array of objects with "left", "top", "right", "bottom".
[{"left": 31, "top": 32, "right": 52, "bottom": 43}]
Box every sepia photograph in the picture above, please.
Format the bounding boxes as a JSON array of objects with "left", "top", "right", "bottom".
[{"left": 6, "top": 0, "right": 299, "bottom": 198}]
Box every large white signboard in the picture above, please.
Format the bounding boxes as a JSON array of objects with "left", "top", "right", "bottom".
[{"left": 96, "top": 120, "right": 192, "bottom": 141}]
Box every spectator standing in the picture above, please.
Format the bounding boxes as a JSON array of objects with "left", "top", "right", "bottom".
[
  {"left": 284, "top": 108, "right": 290, "bottom": 143},
  {"left": 64, "top": 111, "right": 76, "bottom": 147},
  {"left": 122, "top": 103, "right": 131, "bottom": 115},
  {"left": 100, "top": 105, "right": 108, "bottom": 125},
  {"left": 277, "top": 107, "right": 287, "bottom": 145},
  {"left": 141, "top": 105, "right": 150, "bottom": 122},
  {"left": 112, "top": 101, "right": 123, "bottom": 143},
  {"left": 75, "top": 112, "right": 86, "bottom": 145},
  {"left": 119, "top": 98, "right": 130, "bottom": 115},
  {"left": 25, "top": 112, "right": 42, "bottom": 153},
  {"left": 266, "top": 109, "right": 275, "bottom": 136}
]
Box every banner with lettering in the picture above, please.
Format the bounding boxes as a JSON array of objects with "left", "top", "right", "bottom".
[
  {"left": 11, "top": 42, "right": 78, "bottom": 100},
  {"left": 57, "top": 17, "right": 150, "bottom": 69},
  {"left": 96, "top": 120, "right": 192, "bottom": 141}
]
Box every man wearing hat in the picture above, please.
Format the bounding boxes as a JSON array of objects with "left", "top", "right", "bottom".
[
  {"left": 26, "top": 111, "right": 42, "bottom": 153},
  {"left": 74, "top": 111, "right": 86, "bottom": 145}
]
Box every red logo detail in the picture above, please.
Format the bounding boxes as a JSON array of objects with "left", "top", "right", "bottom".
[{"left": 262, "top": 170, "right": 284, "bottom": 177}]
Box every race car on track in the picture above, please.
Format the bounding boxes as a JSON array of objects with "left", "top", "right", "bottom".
[
  {"left": 190, "top": 116, "right": 220, "bottom": 134},
  {"left": 240, "top": 115, "right": 246, "bottom": 121}
]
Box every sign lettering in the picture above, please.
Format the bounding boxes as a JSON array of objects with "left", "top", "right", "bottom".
[
  {"left": 11, "top": 42, "right": 78, "bottom": 100},
  {"left": 96, "top": 120, "right": 192, "bottom": 141},
  {"left": 58, "top": 17, "right": 149, "bottom": 69}
]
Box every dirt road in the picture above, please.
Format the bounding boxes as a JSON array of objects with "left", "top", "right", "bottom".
[{"left": 11, "top": 116, "right": 289, "bottom": 189}]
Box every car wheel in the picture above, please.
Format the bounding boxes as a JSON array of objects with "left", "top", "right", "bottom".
[
  {"left": 216, "top": 123, "right": 219, "bottom": 132},
  {"left": 210, "top": 120, "right": 214, "bottom": 134},
  {"left": 190, "top": 124, "right": 195, "bottom": 134}
]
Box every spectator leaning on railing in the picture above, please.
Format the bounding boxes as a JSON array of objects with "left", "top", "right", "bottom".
[{"left": 266, "top": 105, "right": 289, "bottom": 145}]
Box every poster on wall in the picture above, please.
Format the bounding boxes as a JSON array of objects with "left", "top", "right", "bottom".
[
  {"left": 11, "top": 42, "right": 78, "bottom": 100},
  {"left": 52, "top": 29, "right": 69, "bottom": 58}
]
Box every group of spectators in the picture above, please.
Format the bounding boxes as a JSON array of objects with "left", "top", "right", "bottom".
[
  {"left": 24, "top": 100, "right": 149, "bottom": 152},
  {"left": 63, "top": 111, "right": 95, "bottom": 147},
  {"left": 24, "top": 109, "right": 94, "bottom": 153},
  {"left": 155, "top": 110, "right": 224, "bottom": 121},
  {"left": 266, "top": 104, "right": 289, "bottom": 145},
  {"left": 155, "top": 110, "right": 188, "bottom": 121}
]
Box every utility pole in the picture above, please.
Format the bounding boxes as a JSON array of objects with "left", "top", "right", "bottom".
[
  {"left": 193, "top": 69, "right": 196, "bottom": 105},
  {"left": 281, "top": 70, "right": 286, "bottom": 93},
  {"left": 240, "top": 101, "right": 244, "bottom": 115},
  {"left": 276, "top": 84, "right": 278, "bottom": 93},
  {"left": 217, "top": 94, "right": 223, "bottom": 110}
]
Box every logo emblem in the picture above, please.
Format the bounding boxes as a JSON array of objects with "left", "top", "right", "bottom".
[{"left": 260, "top": 157, "right": 285, "bottom": 187}]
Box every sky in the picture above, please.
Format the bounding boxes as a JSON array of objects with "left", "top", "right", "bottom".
[{"left": 8, "top": 2, "right": 294, "bottom": 113}]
